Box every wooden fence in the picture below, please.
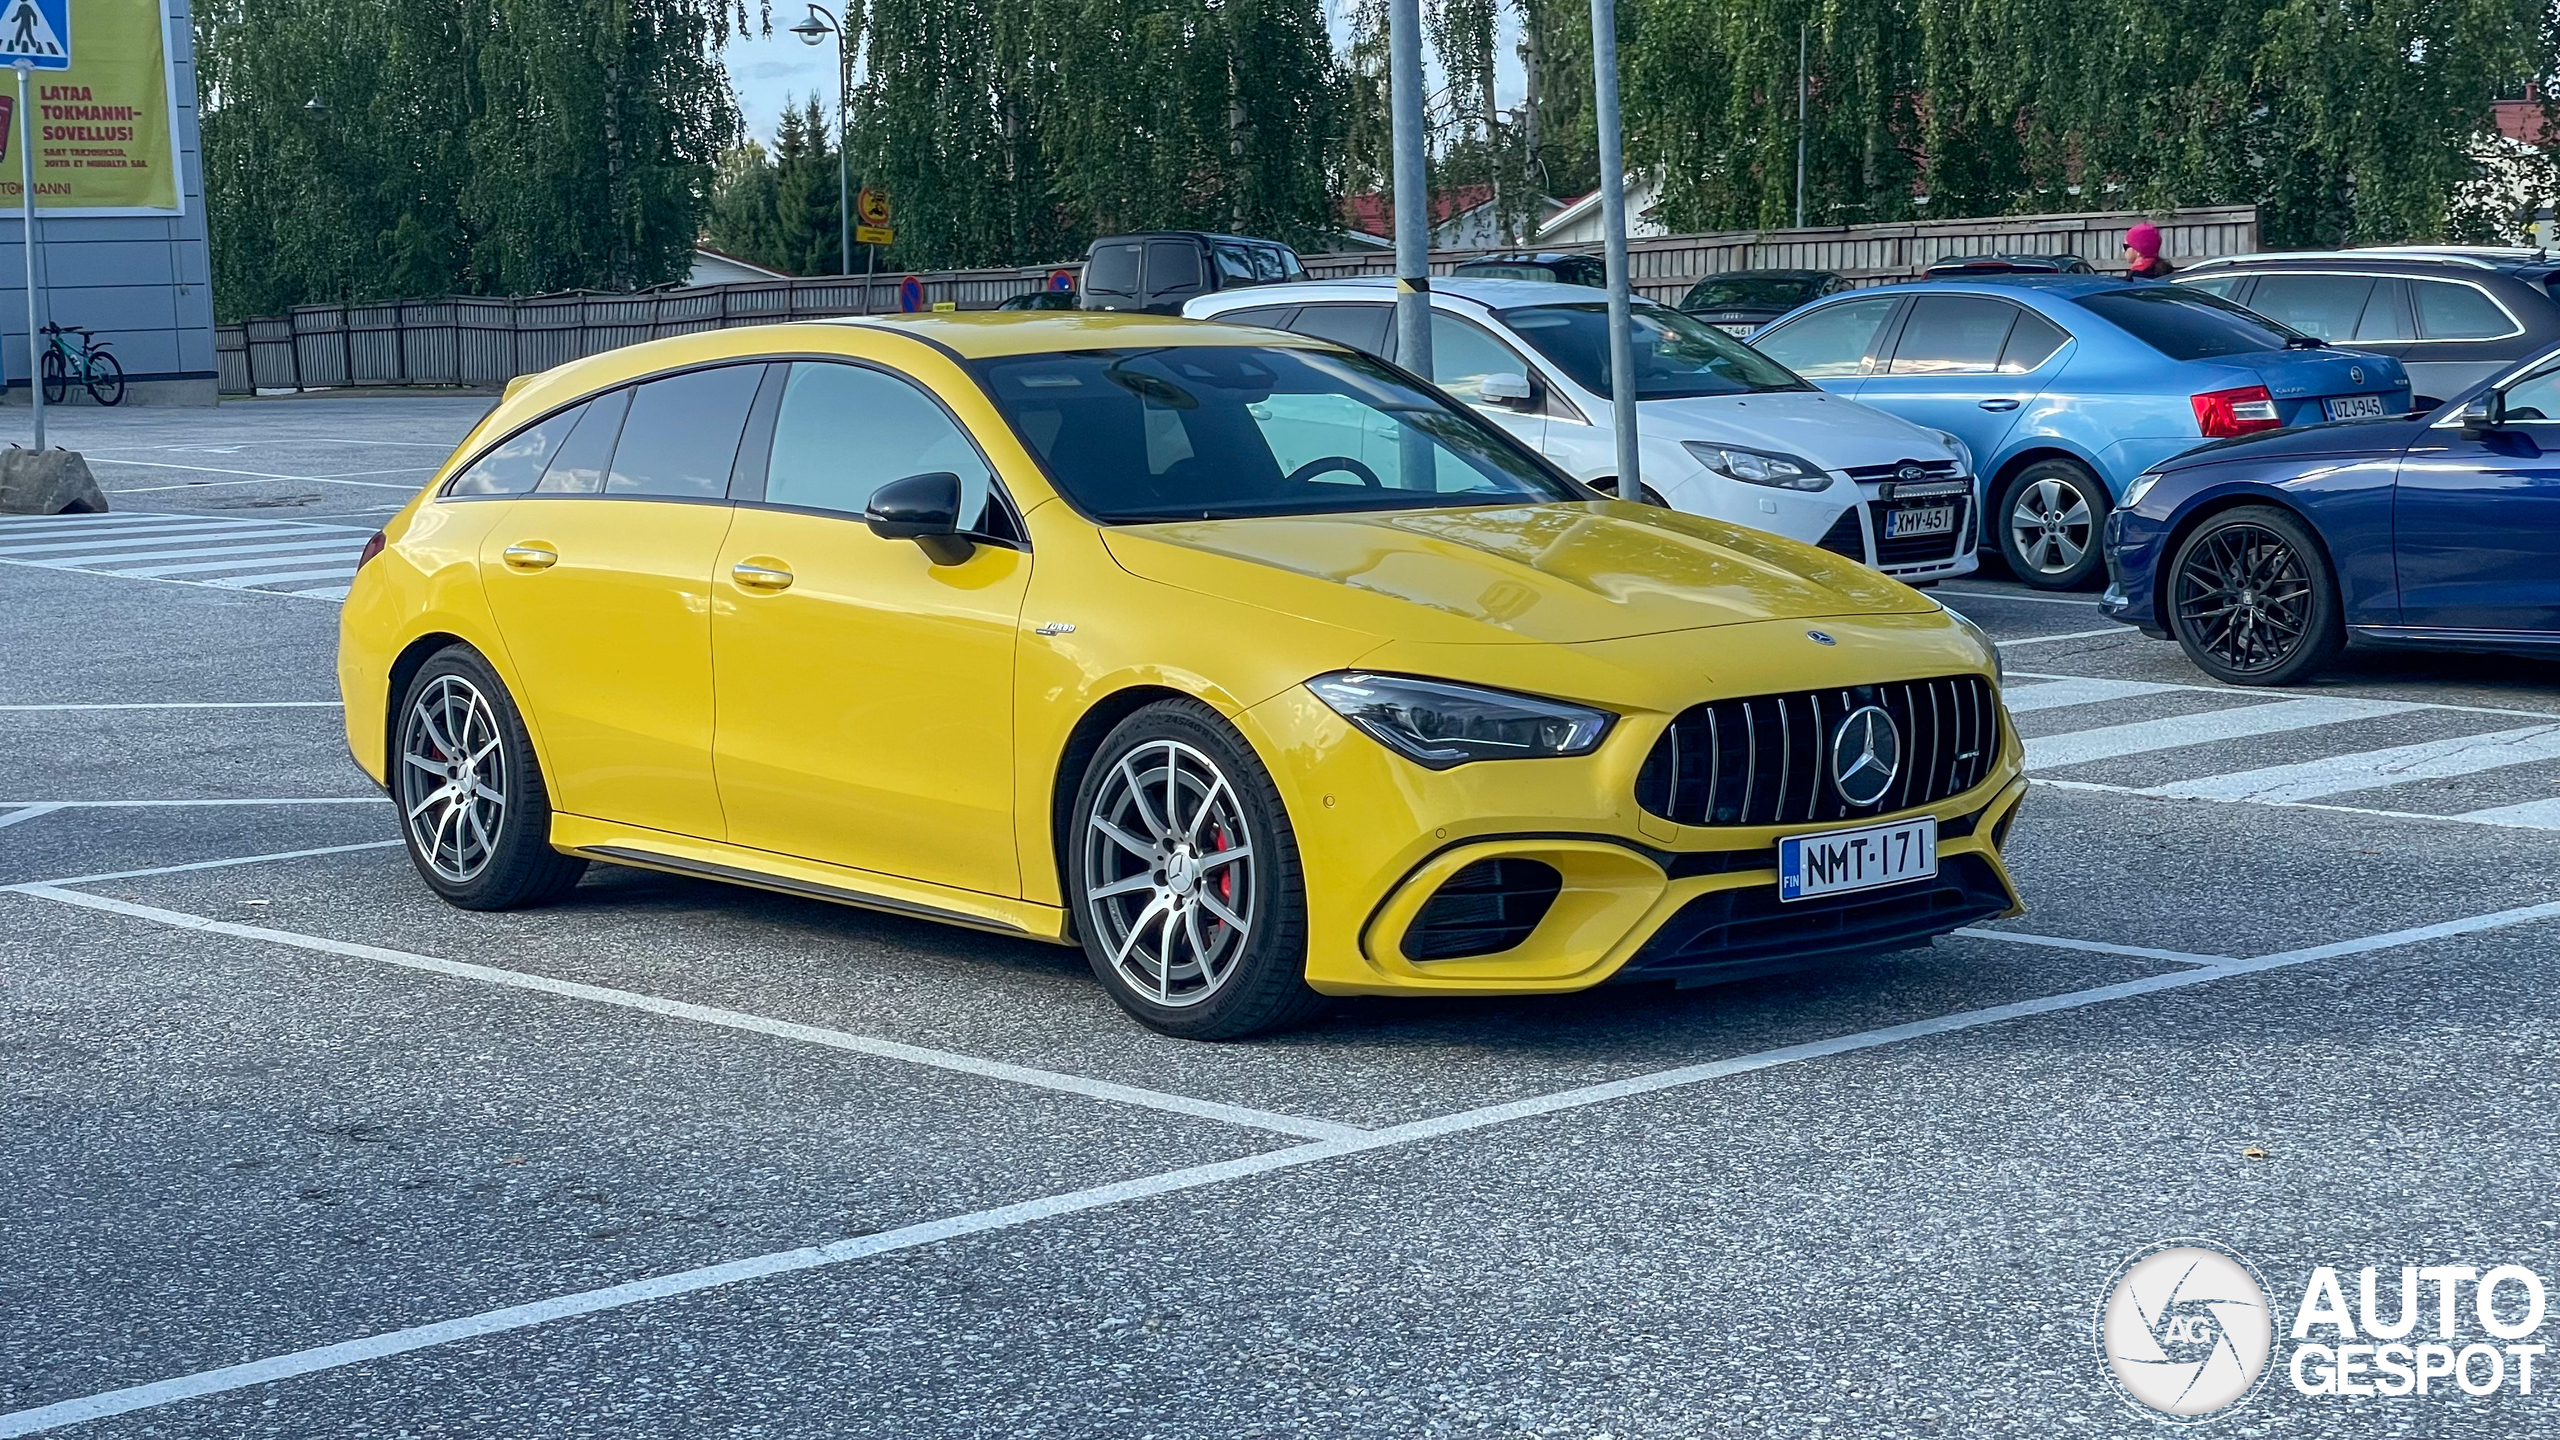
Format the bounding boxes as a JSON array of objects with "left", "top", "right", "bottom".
[{"left": 215, "top": 206, "right": 2256, "bottom": 395}]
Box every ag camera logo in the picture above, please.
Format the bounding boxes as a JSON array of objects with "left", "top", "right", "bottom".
[{"left": 2098, "top": 1239, "right": 2274, "bottom": 1421}]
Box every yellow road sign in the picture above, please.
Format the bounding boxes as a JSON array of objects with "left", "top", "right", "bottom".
[{"left": 855, "top": 224, "right": 895, "bottom": 247}]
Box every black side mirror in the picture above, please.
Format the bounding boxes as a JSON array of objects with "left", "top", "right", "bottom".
[
  {"left": 864, "top": 471, "right": 975, "bottom": 566},
  {"left": 2457, "top": 395, "right": 2503, "bottom": 437}
]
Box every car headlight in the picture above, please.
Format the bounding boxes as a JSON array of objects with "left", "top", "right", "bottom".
[
  {"left": 1930, "top": 429, "right": 1975, "bottom": 476},
  {"left": 2121, "top": 470, "right": 2161, "bottom": 509},
  {"left": 1939, "top": 603, "right": 2003, "bottom": 687},
  {"left": 1682, "top": 440, "right": 1833, "bottom": 491},
  {"left": 1305, "top": 672, "right": 1614, "bottom": 769}
]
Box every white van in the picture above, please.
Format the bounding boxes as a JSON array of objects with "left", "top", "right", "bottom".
[{"left": 1185, "top": 277, "right": 1980, "bottom": 581}]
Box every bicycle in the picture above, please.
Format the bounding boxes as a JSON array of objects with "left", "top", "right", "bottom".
[{"left": 40, "top": 322, "right": 125, "bottom": 406}]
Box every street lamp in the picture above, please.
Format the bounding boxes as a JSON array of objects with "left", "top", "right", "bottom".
[{"left": 790, "top": 4, "right": 851, "bottom": 276}]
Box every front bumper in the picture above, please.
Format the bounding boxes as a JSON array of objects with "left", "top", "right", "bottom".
[{"left": 2097, "top": 506, "right": 2169, "bottom": 637}]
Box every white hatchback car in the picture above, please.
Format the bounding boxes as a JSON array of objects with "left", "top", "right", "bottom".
[{"left": 1186, "top": 276, "right": 1980, "bottom": 581}]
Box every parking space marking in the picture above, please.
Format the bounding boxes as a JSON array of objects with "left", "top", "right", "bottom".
[
  {"left": 14, "top": 896, "right": 2558, "bottom": 1439},
  {"left": 1950, "top": 927, "right": 2230, "bottom": 965},
  {"left": 0, "top": 798, "right": 388, "bottom": 809},
  {"left": 2144, "top": 722, "right": 2560, "bottom": 804},
  {"left": 2023, "top": 696, "right": 2422, "bottom": 770},
  {"left": 2035, "top": 776, "right": 2560, "bottom": 833},
  {"left": 1994, "top": 626, "right": 2134, "bottom": 648},
  {"left": 1999, "top": 677, "right": 2184, "bottom": 713},
  {"left": 83, "top": 458, "right": 425, "bottom": 490},
  {"left": 1938, "top": 587, "right": 2101, "bottom": 607},
  {"left": 13, "top": 839, "right": 404, "bottom": 889},
  {"left": 0, "top": 702, "right": 342, "bottom": 711},
  {"left": 2455, "top": 796, "right": 2560, "bottom": 828},
  {"left": 2010, "top": 670, "right": 2560, "bottom": 723},
  {"left": 0, "top": 515, "right": 372, "bottom": 599},
  {"left": 11, "top": 886, "right": 1366, "bottom": 1143},
  {"left": 0, "top": 803, "right": 63, "bottom": 830}
]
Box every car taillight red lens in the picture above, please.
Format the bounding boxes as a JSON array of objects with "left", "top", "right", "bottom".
[
  {"left": 2191, "top": 385, "right": 2281, "bottom": 438},
  {"left": 357, "top": 531, "right": 386, "bottom": 569}
]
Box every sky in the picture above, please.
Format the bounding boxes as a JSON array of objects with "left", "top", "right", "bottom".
[{"left": 720, "top": 2, "right": 1525, "bottom": 152}]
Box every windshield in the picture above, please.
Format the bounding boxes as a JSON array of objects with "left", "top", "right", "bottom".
[
  {"left": 969, "top": 345, "right": 1585, "bottom": 523},
  {"left": 2075, "top": 287, "right": 2310, "bottom": 361},
  {"left": 1685, "top": 275, "right": 1823, "bottom": 309},
  {"left": 1499, "top": 302, "right": 1813, "bottom": 399}
]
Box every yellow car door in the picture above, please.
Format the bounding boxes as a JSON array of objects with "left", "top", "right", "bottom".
[
  {"left": 711, "top": 359, "right": 1033, "bottom": 896},
  {"left": 475, "top": 363, "right": 767, "bottom": 839}
]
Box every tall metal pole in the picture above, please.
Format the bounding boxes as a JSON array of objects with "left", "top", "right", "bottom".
[
  {"left": 836, "top": 28, "right": 850, "bottom": 277},
  {"left": 1588, "top": 1, "right": 1638, "bottom": 495},
  {"left": 17, "top": 61, "right": 40, "bottom": 452},
  {"left": 1388, "top": 0, "right": 1431, "bottom": 383},
  {"left": 1794, "top": 24, "right": 1808, "bottom": 231}
]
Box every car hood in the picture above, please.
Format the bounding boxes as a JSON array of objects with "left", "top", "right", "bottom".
[
  {"left": 1635, "top": 390, "right": 1955, "bottom": 469},
  {"left": 1100, "top": 500, "right": 1930, "bottom": 645},
  {"left": 2156, "top": 414, "right": 2429, "bottom": 472}
]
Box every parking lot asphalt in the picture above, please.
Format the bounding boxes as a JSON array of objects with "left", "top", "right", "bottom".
[{"left": 5, "top": 397, "right": 2558, "bottom": 1438}]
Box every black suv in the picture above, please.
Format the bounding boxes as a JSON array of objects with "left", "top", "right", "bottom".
[
  {"left": 1079, "top": 232, "right": 1308, "bottom": 314},
  {"left": 2173, "top": 248, "right": 2560, "bottom": 408}
]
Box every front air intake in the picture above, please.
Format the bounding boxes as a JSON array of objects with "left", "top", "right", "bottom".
[{"left": 1402, "top": 858, "right": 1563, "bottom": 961}]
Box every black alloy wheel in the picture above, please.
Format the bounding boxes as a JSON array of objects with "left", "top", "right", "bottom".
[{"left": 2165, "top": 506, "right": 2345, "bottom": 686}]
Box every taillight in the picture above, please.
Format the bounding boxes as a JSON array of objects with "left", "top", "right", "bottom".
[
  {"left": 357, "top": 531, "right": 387, "bottom": 569},
  {"left": 2191, "top": 385, "right": 2281, "bottom": 438}
]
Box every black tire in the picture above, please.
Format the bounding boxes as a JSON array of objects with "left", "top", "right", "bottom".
[
  {"left": 39, "top": 348, "right": 65, "bottom": 406},
  {"left": 85, "top": 350, "right": 124, "bottom": 407},
  {"left": 1996, "top": 457, "right": 2110, "bottom": 590},
  {"left": 393, "top": 646, "right": 587, "bottom": 909},
  {"left": 2165, "top": 505, "right": 2346, "bottom": 687},
  {"left": 1068, "top": 698, "right": 1326, "bottom": 1040}
]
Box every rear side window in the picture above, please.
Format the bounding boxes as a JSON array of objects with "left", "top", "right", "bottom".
[
  {"left": 1751, "top": 296, "right": 1895, "bottom": 377},
  {"left": 1888, "top": 296, "right": 2020, "bottom": 375},
  {"left": 605, "top": 365, "right": 766, "bottom": 499},
  {"left": 1287, "top": 303, "right": 1392, "bottom": 355},
  {"left": 1086, "top": 243, "right": 1142, "bottom": 295},
  {"left": 2415, "top": 280, "right": 2517, "bottom": 340},
  {"left": 1213, "top": 245, "right": 1258, "bottom": 283},
  {"left": 1250, "top": 246, "right": 1286, "bottom": 282},
  {"left": 2000, "top": 310, "right": 2071, "bottom": 372},
  {"left": 763, "top": 362, "right": 1000, "bottom": 532},
  {"left": 451, "top": 408, "right": 575, "bottom": 496},
  {"left": 2352, "top": 279, "right": 2415, "bottom": 341},
  {"left": 533, "top": 389, "right": 629, "bottom": 494},
  {"left": 2074, "top": 287, "right": 2302, "bottom": 361},
  {"left": 1147, "top": 241, "right": 1204, "bottom": 293},
  {"left": 1215, "top": 306, "right": 1298, "bottom": 329},
  {"left": 2243, "top": 274, "right": 2373, "bottom": 341}
]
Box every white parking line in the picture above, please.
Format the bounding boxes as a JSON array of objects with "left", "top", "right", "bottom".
[
  {"left": 1951, "top": 927, "right": 2230, "bottom": 965},
  {"left": 0, "top": 564, "right": 344, "bottom": 603},
  {"left": 82, "top": 458, "right": 425, "bottom": 490},
  {"left": 1999, "top": 677, "right": 2184, "bottom": 713},
  {"left": 10, "top": 895, "right": 2555, "bottom": 1438},
  {"left": 1995, "top": 626, "right": 2133, "bottom": 649},
  {"left": 0, "top": 702, "right": 342, "bottom": 711},
  {"left": 2145, "top": 723, "right": 2560, "bottom": 804},
  {"left": 206, "top": 568, "right": 358, "bottom": 590},
  {"left": 11, "top": 887, "right": 1364, "bottom": 1143},
  {"left": 18, "top": 839, "right": 404, "bottom": 888},
  {"left": 1938, "top": 587, "right": 2101, "bottom": 608},
  {"left": 0, "top": 523, "right": 313, "bottom": 554},
  {"left": 2455, "top": 797, "right": 2560, "bottom": 829},
  {"left": 97, "top": 545, "right": 361, "bottom": 579},
  {"left": 2034, "top": 776, "right": 2560, "bottom": 833},
  {"left": 0, "top": 803, "right": 63, "bottom": 830},
  {"left": 2024, "top": 696, "right": 2422, "bottom": 770},
  {"left": 0, "top": 797, "right": 388, "bottom": 808},
  {"left": 2009, "top": 671, "right": 2560, "bottom": 724},
  {"left": 27, "top": 538, "right": 366, "bottom": 571}
]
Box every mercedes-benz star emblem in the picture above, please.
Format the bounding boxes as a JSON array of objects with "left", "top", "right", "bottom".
[
  {"left": 1806, "top": 630, "right": 1836, "bottom": 646},
  {"left": 1830, "top": 705, "right": 1902, "bottom": 807}
]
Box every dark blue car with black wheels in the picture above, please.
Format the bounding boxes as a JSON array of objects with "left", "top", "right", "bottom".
[{"left": 2102, "top": 345, "right": 2560, "bottom": 685}]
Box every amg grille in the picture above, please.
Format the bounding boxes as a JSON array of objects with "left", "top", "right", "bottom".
[
  {"left": 1634, "top": 675, "right": 2002, "bottom": 828},
  {"left": 1402, "top": 858, "right": 1563, "bottom": 960},
  {"left": 1617, "top": 854, "right": 2013, "bottom": 983}
]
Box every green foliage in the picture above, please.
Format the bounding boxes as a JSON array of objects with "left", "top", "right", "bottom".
[
  {"left": 705, "top": 99, "right": 850, "bottom": 275},
  {"left": 196, "top": 0, "right": 738, "bottom": 320}
]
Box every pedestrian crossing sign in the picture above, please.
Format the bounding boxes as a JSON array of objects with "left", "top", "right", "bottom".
[{"left": 0, "top": 0, "right": 69, "bottom": 69}]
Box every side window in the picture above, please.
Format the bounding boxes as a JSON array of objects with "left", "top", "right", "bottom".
[
  {"left": 2242, "top": 274, "right": 2373, "bottom": 341},
  {"left": 763, "top": 362, "right": 1001, "bottom": 532},
  {"left": 533, "top": 389, "right": 629, "bottom": 494},
  {"left": 1751, "top": 296, "right": 1894, "bottom": 378},
  {"left": 604, "top": 364, "right": 766, "bottom": 499},
  {"left": 1999, "top": 310, "right": 2071, "bottom": 372},
  {"left": 1250, "top": 246, "right": 1286, "bottom": 282},
  {"left": 2416, "top": 280, "right": 2517, "bottom": 340},
  {"left": 1887, "top": 296, "right": 2020, "bottom": 375},
  {"left": 1216, "top": 305, "right": 1299, "bottom": 330},
  {"left": 2501, "top": 368, "right": 2560, "bottom": 422},
  {"left": 450, "top": 406, "right": 577, "bottom": 496},
  {"left": 2352, "top": 279, "right": 2415, "bottom": 342},
  {"left": 1426, "top": 313, "right": 1534, "bottom": 403},
  {"left": 1213, "top": 244, "right": 1258, "bottom": 284},
  {"left": 1288, "top": 303, "right": 1392, "bottom": 356},
  {"left": 1146, "top": 241, "right": 1204, "bottom": 295},
  {"left": 2180, "top": 275, "right": 2246, "bottom": 300},
  {"left": 1085, "top": 243, "right": 1142, "bottom": 296}
]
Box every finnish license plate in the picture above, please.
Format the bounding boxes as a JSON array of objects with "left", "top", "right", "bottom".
[
  {"left": 1779, "top": 815, "right": 1938, "bottom": 902},
  {"left": 1885, "top": 504, "right": 1956, "bottom": 539},
  {"left": 2327, "top": 393, "right": 2386, "bottom": 420},
  {"left": 1717, "top": 322, "right": 1756, "bottom": 337}
]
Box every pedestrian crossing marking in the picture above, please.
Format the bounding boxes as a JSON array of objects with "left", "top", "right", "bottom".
[
  {"left": 2000, "top": 677, "right": 2184, "bottom": 713},
  {"left": 2143, "top": 723, "right": 2560, "bottom": 804},
  {"left": 0, "top": 512, "right": 371, "bottom": 600},
  {"left": 2456, "top": 797, "right": 2560, "bottom": 829},
  {"left": 2022, "top": 696, "right": 2423, "bottom": 770}
]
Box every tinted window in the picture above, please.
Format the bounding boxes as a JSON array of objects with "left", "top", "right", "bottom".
[
  {"left": 970, "top": 345, "right": 1578, "bottom": 523},
  {"left": 1217, "top": 305, "right": 1298, "bottom": 329},
  {"left": 605, "top": 365, "right": 765, "bottom": 499},
  {"left": 1278, "top": 249, "right": 1306, "bottom": 280},
  {"left": 1429, "top": 313, "right": 1535, "bottom": 402},
  {"left": 1750, "top": 296, "right": 1895, "bottom": 377},
  {"left": 533, "top": 389, "right": 629, "bottom": 494},
  {"left": 1888, "top": 296, "right": 2021, "bottom": 375},
  {"left": 1250, "top": 246, "right": 1286, "bottom": 282},
  {"left": 1146, "top": 241, "right": 1203, "bottom": 293},
  {"left": 2244, "top": 274, "right": 2374, "bottom": 341},
  {"left": 764, "top": 362, "right": 999, "bottom": 530},
  {"left": 2416, "top": 280, "right": 2516, "bottom": 340},
  {"left": 1086, "top": 243, "right": 1142, "bottom": 295},
  {"left": 1684, "top": 274, "right": 1824, "bottom": 310},
  {"left": 2000, "top": 310, "right": 2070, "bottom": 372},
  {"left": 2180, "top": 276, "right": 2246, "bottom": 300},
  {"left": 1288, "top": 303, "right": 1391, "bottom": 355},
  {"left": 2354, "top": 279, "right": 2415, "bottom": 342},
  {"left": 1212, "top": 245, "right": 1257, "bottom": 284},
  {"left": 451, "top": 407, "right": 575, "bottom": 496},
  {"left": 2074, "top": 288, "right": 2303, "bottom": 361},
  {"left": 1502, "top": 302, "right": 1809, "bottom": 397}
]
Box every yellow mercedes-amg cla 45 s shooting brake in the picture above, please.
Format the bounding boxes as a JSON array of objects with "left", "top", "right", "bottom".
[{"left": 339, "top": 313, "right": 2026, "bottom": 1039}]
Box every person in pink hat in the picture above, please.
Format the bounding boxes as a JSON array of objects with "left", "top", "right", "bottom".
[{"left": 2123, "top": 221, "right": 2175, "bottom": 280}]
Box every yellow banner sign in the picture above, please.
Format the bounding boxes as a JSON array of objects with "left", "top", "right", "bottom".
[
  {"left": 855, "top": 224, "right": 895, "bottom": 247},
  {"left": 0, "top": 0, "right": 180, "bottom": 213}
]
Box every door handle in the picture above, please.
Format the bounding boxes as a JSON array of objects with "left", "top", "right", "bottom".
[
  {"left": 1978, "top": 398, "right": 2020, "bottom": 412},
  {"left": 731, "top": 560, "right": 794, "bottom": 592},
  {"left": 501, "top": 543, "right": 558, "bottom": 571}
]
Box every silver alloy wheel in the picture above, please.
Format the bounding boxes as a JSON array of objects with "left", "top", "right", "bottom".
[
  {"left": 1082, "top": 738, "right": 1257, "bottom": 1009},
  {"left": 398, "top": 674, "right": 508, "bottom": 883},
  {"left": 2008, "top": 473, "right": 2094, "bottom": 576}
]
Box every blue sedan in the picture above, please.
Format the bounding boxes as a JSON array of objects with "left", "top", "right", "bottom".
[
  {"left": 1750, "top": 276, "right": 2412, "bottom": 589},
  {"left": 2101, "top": 348, "right": 2560, "bottom": 684}
]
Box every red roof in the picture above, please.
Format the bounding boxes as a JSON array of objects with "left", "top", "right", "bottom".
[
  {"left": 1337, "top": 184, "right": 1497, "bottom": 239},
  {"left": 2495, "top": 99, "right": 2554, "bottom": 145}
]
